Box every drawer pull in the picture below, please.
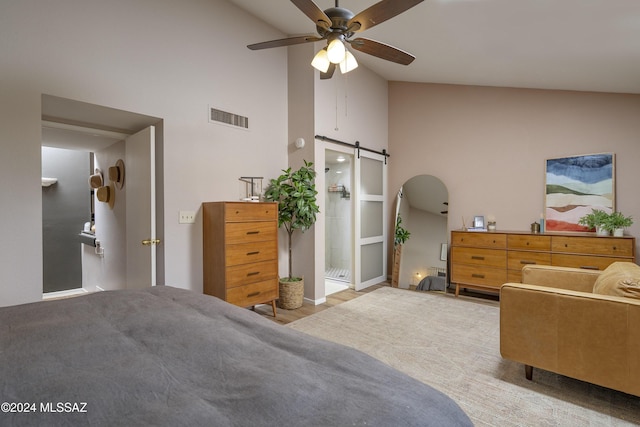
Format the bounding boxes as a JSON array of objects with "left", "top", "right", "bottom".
[
  {"left": 246, "top": 231, "right": 260, "bottom": 235},
  {"left": 247, "top": 251, "right": 260, "bottom": 256},
  {"left": 247, "top": 271, "right": 260, "bottom": 277},
  {"left": 471, "top": 256, "right": 485, "bottom": 260},
  {"left": 472, "top": 273, "right": 485, "bottom": 279},
  {"left": 580, "top": 266, "right": 599, "bottom": 270},
  {"left": 520, "top": 260, "right": 537, "bottom": 265},
  {"left": 247, "top": 291, "right": 261, "bottom": 297}
]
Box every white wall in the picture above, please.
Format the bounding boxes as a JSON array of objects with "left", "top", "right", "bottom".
[
  {"left": 315, "top": 64, "right": 389, "bottom": 152},
  {"left": 0, "top": 0, "right": 289, "bottom": 306}
]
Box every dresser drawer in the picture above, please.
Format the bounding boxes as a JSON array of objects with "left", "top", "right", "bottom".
[
  {"left": 551, "top": 254, "right": 633, "bottom": 271},
  {"left": 451, "top": 246, "right": 506, "bottom": 268},
  {"left": 226, "top": 260, "right": 277, "bottom": 288},
  {"left": 452, "top": 232, "right": 506, "bottom": 249},
  {"left": 551, "top": 236, "right": 634, "bottom": 257},
  {"left": 226, "top": 241, "right": 277, "bottom": 266},
  {"left": 507, "top": 250, "right": 552, "bottom": 271},
  {"left": 507, "top": 270, "right": 524, "bottom": 283},
  {"left": 508, "top": 234, "right": 551, "bottom": 251},
  {"left": 224, "top": 202, "right": 277, "bottom": 222},
  {"left": 226, "top": 279, "right": 279, "bottom": 307},
  {"left": 225, "top": 222, "right": 276, "bottom": 245},
  {"left": 451, "top": 264, "right": 506, "bottom": 288}
]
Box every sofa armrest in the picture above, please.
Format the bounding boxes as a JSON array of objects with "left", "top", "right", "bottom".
[
  {"left": 521, "top": 264, "right": 600, "bottom": 292},
  {"left": 500, "top": 283, "right": 640, "bottom": 397}
]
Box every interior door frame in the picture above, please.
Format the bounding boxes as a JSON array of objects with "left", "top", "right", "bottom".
[
  {"left": 40, "top": 95, "right": 164, "bottom": 295},
  {"left": 314, "top": 140, "right": 388, "bottom": 300}
]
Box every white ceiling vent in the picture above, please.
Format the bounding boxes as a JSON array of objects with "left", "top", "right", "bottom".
[{"left": 209, "top": 106, "right": 249, "bottom": 130}]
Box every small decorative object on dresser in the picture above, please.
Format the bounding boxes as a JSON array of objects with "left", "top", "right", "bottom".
[
  {"left": 202, "top": 201, "right": 279, "bottom": 316},
  {"left": 602, "top": 211, "right": 633, "bottom": 237},
  {"left": 450, "top": 230, "right": 636, "bottom": 297}
]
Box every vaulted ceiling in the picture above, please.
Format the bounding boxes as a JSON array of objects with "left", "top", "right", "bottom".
[{"left": 231, "top": 0, "right": 640, "bottom": 94}]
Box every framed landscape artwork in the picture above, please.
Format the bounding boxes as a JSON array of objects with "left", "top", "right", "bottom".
[{"left": 545, "top": 153, "right": 615, "bottom": 232}]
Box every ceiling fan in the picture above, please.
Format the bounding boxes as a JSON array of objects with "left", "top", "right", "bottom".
[{"left": 247, "top": 0, "right": 424, "bottom": 79}]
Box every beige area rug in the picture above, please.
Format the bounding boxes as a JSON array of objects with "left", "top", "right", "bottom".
[{"left": 287, "top": 287, "right": 640, "bottom": 426}]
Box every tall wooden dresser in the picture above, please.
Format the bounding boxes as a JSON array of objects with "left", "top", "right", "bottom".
[
  {"left": 202, "top": 201, "right": 279, "bottom": 316},
  {"left": 450, "top": 230, "right": 636, "bottom": 297}
]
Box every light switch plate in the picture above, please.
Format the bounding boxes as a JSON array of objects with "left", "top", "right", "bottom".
[{"left": 179, "top": 211, "right": 196, "bottom": 224}]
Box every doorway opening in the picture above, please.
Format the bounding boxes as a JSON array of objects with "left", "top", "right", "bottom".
[
  {"left": 324, "top": 150, "right": 353, "bottom": 296},
  {"left": 41, "top": 94, "right": 163, "bottom": 297}
]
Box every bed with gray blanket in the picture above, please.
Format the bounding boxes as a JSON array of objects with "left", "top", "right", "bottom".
[{"left": 1, "top": 286, "right": 471, "bottom": 426}]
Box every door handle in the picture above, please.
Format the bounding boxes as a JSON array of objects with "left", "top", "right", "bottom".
[{"left": 141, "top": 239, "right": 161, "bottom": 246}]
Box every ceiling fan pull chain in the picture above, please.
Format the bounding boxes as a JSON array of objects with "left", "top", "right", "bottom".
[{"left": 344, "top": 72, "right": 349, "bottom": 119}]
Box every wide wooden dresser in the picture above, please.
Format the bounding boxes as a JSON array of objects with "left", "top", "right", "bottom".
[
  {"left": 202, "top": 201, "right": 279, "bottom": 316},
  {"left": 450, "top": 230, "right": 636, "bottom": 297}
]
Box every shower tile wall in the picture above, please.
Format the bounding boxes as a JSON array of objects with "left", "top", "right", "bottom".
[{"left": 325, "top": 166, "right": 351, "bottom": 281}]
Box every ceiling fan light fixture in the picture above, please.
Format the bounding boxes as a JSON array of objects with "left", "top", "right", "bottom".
[
  {"left": 311, "top": 48, "right": 330, "bottom": 73},
  {"left": 339, "top": 50, "right": 358, "bottom": 74},
  {"left": 327, "top": 38, "right": 346, "bottom": 64}
]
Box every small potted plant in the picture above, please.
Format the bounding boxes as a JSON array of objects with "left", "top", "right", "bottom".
[
  {"left": 394, "top": 215, "right": 411, "bottom": 247},
  {"left": 602, "top": 211, "right": 633, "bottom": 237},
  {"left": 578, "top": 209, "right": 610, "bottom": 235},
  {"left": 264, "top": 160, "right": 319, "bottom": 309}
]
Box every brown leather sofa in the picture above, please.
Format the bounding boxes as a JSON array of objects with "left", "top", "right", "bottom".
[{"left": 500, "top": 263, "right": 640, "bottom": 397}]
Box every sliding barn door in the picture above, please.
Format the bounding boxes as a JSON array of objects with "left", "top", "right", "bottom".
[{"left": 353, "top": 150, "right": 387, "bottom": 291}]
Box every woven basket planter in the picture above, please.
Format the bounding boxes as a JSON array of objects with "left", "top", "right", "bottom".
[{"left": 277, "top": 278, "right": 304, "bottom": 310}]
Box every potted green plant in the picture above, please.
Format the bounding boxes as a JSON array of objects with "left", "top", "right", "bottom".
[
  {"left": 578, "top": 209, "right": 610, "bottom": 235},
  {"left": 264, "top": 160, "right": 319, "bottom": 309},
  {"left": 602, "top": 211, "right": 633, "bottom": 237}
]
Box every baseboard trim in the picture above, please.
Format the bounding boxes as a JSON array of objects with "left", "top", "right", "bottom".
[
  {"left": 305, "top": 296, "right": 326, "bottom": 306},
  {"left": 43, "top": 287, "right": 88, "bottom": 300}
]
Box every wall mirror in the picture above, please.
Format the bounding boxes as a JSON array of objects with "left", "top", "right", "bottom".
[{"left": 392, "top": 175, "right": 449, "bottom": 292}]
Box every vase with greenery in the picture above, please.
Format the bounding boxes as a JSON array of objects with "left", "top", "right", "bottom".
[
  {"left": 578, "top": 209, "right": 610, "bottom": 235},
  {"left": 264, "top": 160, "right": 319, "bottom": 308},
  {"left": 602, "top": 211, "right": 633, "bottom": 236}
]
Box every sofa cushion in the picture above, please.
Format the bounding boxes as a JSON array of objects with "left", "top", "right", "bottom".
[{"left": 593, "top": 262, "right": 640, "bottom": 299}]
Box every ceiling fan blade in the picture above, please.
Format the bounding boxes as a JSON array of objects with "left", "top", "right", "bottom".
[
  {"left": 248, "top": 35, "right": 322, "bottom": 50},
  {"left": 347, "top": 0, "right": 424, "bottom": 32},
  {"left": 291, "top": 0, "right": 331, "bottom": 30},
  {"left": 349, "top": 38, "right": 415, "bottom": 65},
  {"left": 320, "top": 63, "right": 336, "bottom": 80}
]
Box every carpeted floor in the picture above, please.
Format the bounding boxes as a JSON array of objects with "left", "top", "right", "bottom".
[{"left": 287, "top": 287, "right": 640, "bottom": 426}]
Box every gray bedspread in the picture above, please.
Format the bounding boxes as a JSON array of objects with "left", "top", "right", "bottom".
[
  {"left": 0, "top": 286, "right": 471, "bottom": 426},
  {"left": 416, "top": 275, "right": 447, "bottom": 291}
]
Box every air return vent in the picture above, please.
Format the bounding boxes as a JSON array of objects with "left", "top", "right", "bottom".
[{"left": 209, "top": 106, "right": 249, "bottom": 130}]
